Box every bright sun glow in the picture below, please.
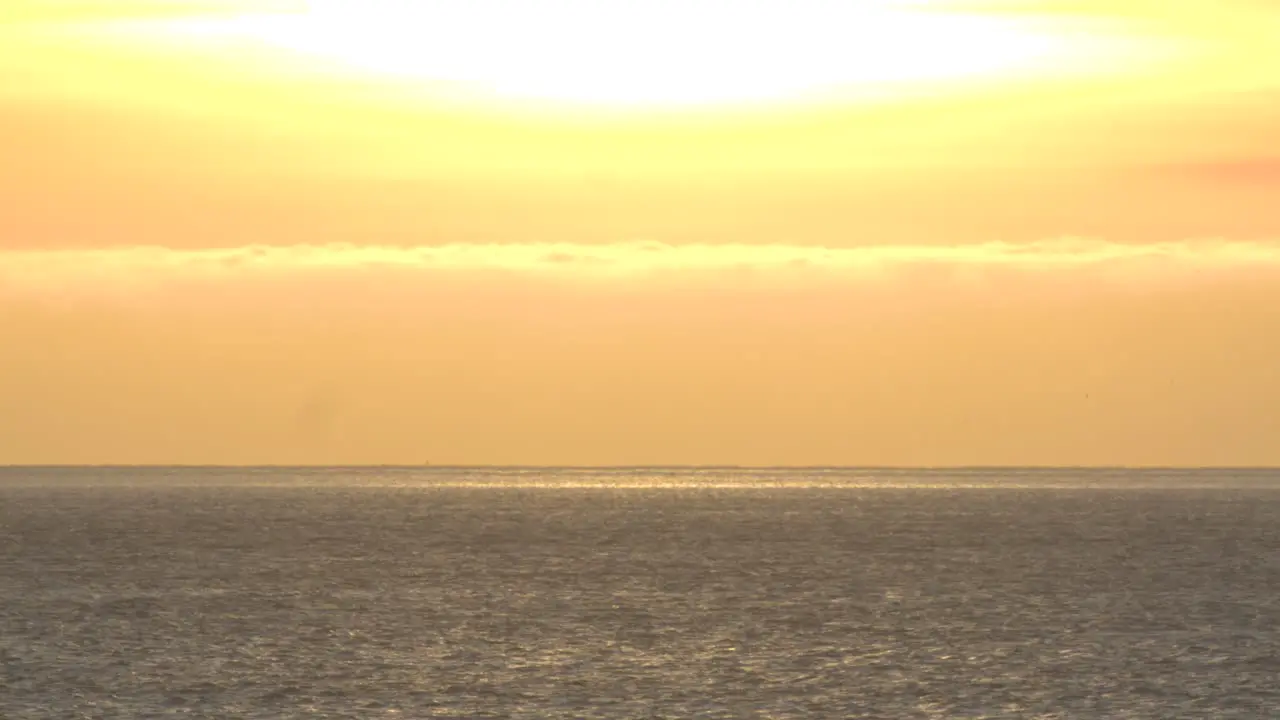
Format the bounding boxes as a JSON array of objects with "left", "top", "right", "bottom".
[{"left": 109, "top": 0, "right": 1137, "bottom": 112}]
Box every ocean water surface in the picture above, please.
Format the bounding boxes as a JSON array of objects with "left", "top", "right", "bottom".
[{"left": 2, "top": 466, "right": 1278, "bottom": 718}]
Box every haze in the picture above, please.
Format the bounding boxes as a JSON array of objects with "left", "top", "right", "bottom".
[{"left": 2, "top": 0, "right": 1278, "bottom": 465}]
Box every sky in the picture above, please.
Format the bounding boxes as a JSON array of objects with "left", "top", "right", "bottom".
[{"left": 2, "top": 0, "right": 1279, "bottom": 465}]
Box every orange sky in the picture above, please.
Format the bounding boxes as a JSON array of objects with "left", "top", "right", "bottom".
[{"left": 2, "top": 0, "right": 1278, "bottom": 465}]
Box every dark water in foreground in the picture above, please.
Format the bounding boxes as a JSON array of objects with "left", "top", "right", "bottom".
[{"left": 2, "top": 467, "right": 1279, "bottom": 718}]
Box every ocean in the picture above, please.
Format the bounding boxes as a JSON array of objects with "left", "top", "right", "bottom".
[{"left": 2, "top": 466, "right": 1278, "bottom": 718}]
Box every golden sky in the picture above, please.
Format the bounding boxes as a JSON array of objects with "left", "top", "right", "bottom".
[{"left": 2, "top": 0, "right": 1279, "bottom": 465}]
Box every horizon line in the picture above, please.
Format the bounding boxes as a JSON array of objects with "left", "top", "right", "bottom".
[{"left": 3, "top": 464, "right": 1278, "bottom": 471}]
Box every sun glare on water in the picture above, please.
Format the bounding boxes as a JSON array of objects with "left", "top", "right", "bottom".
[{"left": 117, "top": 0, "right": 1135, "bottom": 113}]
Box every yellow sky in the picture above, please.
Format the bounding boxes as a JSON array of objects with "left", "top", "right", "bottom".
[{"left": 2, "top": 0, "right": 1279, "bottom": 464}]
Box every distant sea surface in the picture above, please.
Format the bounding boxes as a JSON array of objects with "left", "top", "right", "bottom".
[{"left": 3, "top": 467, "right": 1279, "bottom": 719}]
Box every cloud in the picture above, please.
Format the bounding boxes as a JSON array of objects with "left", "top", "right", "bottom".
[
  {"left": 1165, "top": 158, "right": 1280, "bottom": 185},
  {"left": 4, "top": 237, "right": 1277, "bottom": 272},
  {"left": 2, "top": 238, "right": 1279, "bottom": 305}
]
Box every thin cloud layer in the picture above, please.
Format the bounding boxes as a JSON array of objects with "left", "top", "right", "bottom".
[{"left": 4, "top": 238, "right": 1280, "bottom": 301}]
